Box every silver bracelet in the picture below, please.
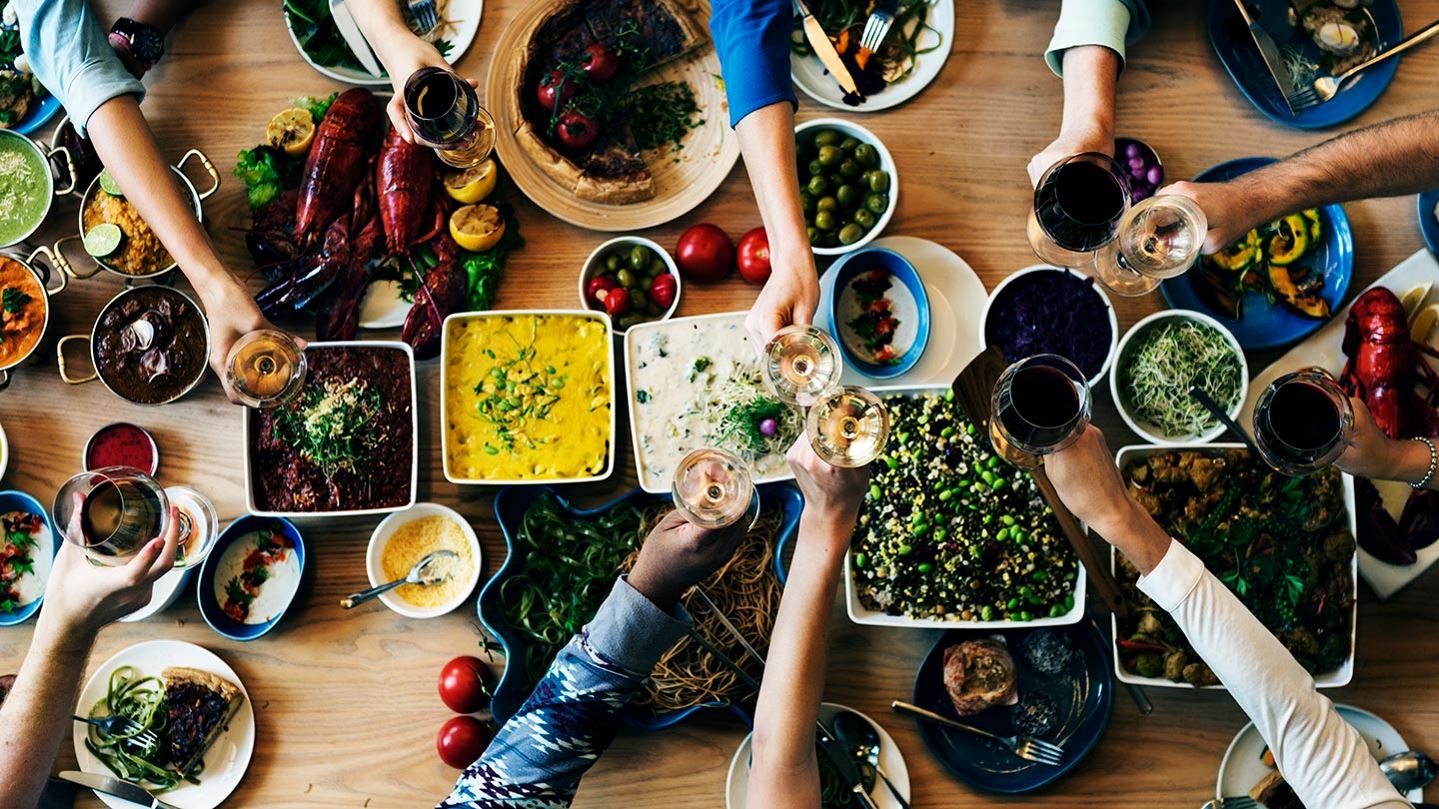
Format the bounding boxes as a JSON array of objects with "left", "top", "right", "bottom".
[{"left": 1414, "top": 437, "right": 1438, "bottom": 490}]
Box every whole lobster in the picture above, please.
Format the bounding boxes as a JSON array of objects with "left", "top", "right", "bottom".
[
  {"left": 1340, "top": 287, "right": 1439, "bottom": 565},
  {"left": 377, "top": 126, "right": 444, "bottom": 254},
  {"left": 295, "top": 89, "right": 383, "bottom": 250}
]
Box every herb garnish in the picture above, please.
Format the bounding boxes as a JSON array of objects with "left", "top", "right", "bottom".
[
  {"left": 0, "top": 512, "right": 40, "bottom": 614},
  {"left": 272, "top": 378, "right": 383, "bottom": 478},
  {"left": 2, "top": 286, "right": 32, "bottom": 314},
  {"left": 470, "top": 320, "right": 568, "bottom": 452}
]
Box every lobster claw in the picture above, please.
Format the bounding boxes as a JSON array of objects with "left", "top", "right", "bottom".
[{"left": 1400, "top": 489, "right": 1439, "bottom": 552}]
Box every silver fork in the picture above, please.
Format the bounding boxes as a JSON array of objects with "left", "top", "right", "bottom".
[
  {"left": 859, "top": 0, "right": 900, "bottom": 53},
  {"left": 407, "top": 0, "right": 438, "bottom": 36},
  {"left": 890, "top": 701, "right": 1064, "bottom": 766},
  {"left": 73, "top": 714, "right": 159, "bottom": 751},
  {"left": 1289, "top": 16, "right": 1439, "bottom": 110},
  {"left": 1201, "top": 798, "right": 1259, "bottom": 809}
]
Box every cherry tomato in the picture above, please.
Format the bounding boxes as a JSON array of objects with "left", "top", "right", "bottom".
[
  {"left": 586, "top": 275, "right": 618, "bottom": 306},
  {"left": 436, "top": 715, "right": 492, "bottom": 769},
  {"left": 556, "top": 110, "right": 600, "bottom": 150},
  {"left": 649, "top": 273, "right": 677, "bottom": 310},
  {"left": 736, "top": 227, "right": 772, "bottom": 285},
  {"left": 581, "top": 43, "right": 619, "bottom": 83},
  {"left": 438, "top": 656, "right": 493, "bottom": 714},
  {"left": 604, "top": 286, "right": 631, "bottom": 316},
  {"left": 536, "top": 69, "right": 577, "bottom": 113},
  {"left": 674, "top": 224, "right": 734, "bottom": 283}
]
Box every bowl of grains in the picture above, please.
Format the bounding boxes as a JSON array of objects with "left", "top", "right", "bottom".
[{"left": 366, "top": 503, "right": 481, "bottom": 619}]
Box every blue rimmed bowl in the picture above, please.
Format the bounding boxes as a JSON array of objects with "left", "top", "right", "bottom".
[
  {"left": 479, "top": 483, "right": 804, "bottom": 729},
  {"left": 826, "top": 247, "right": 931, "bottom": 379},
  {"left": 197, "top": 515, "right": 305, "bottom": 641},
  {"left": 0, "top": 490, "right": 58, "bottom": 626},
  {"left": 1419, "top": 190, "right": 1439, "bottom": 256}
]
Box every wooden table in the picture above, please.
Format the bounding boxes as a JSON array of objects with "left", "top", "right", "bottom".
[{"left": 4, "top": 0, "right": 1438, "bottom": 805}]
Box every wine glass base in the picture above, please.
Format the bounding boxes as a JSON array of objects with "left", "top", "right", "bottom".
[{"left": 1094, "top": 264, "right": 1162, "bottom": 298}]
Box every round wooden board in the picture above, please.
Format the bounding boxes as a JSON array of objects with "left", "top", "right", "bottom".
[{"left": 484, "top": 0, "right": 739, "bottom": 232}]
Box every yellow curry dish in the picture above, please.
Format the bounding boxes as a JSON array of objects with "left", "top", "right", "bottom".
[
  {"left": 442, "top": 311, "right": 614, "bottom": 483},
  {"left": 0, "top": 256, "right": 45, "bottom": 368}
]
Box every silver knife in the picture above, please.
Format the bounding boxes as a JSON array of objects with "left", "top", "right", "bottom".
[
  {"left": 1231, "top": 0, "right": 1297, "bottom": 113},
  {"left": 793, "top": 0, "right": 861, "bottom": 96},
  {"left": 58, "top": 771, "right": 179, "bottom": 809},
  {"left": 330, "top": 0, "right": 386, "bottom": 78},
  {"left": 816, "top": 723, "right": 881, "bottom": 809}
]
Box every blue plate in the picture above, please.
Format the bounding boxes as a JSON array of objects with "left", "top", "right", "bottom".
[
  {"left": 0, "top": 490, "right": 59, "bottom": 627},
  {"left": 1208, "top": 0, "right": 1402, "bottom": 129},
  {"left": 197, "top": 515, "right": 305, "bottom": 641},
  {"left": 909, "top": 623, "right": 1113, "bottom": 794},
  {"left": 480, "top": 483, "right": 804, "bottom": 729},
  {"left": 1419, "top": 191, "right": 1439, "bottom": 256},
  {"left": 826, "top": 247, "right": 931, "bottom": 379},
  {"left": 1160, "top": 157, "right": 1353, "bottom": 349},
  {"left": 11, "top": 93, "right": 60, "bottom": 136}
]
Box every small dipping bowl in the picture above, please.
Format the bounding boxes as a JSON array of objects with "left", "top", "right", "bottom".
[
  {"left": 83, "top": 422, "right": 159, "bottom": 476},
  {"left": 0, "top": 490, "right": 59, "bottom": 626},
  {"left": 826, "top": 247, "right": 930, "bottom": 379},
  {"left": 197, "top": 515, "right": 306, "bottom": 641},
  {"left": 164, "top": 486, "right": 219, "bottom": 569},
  {"left": 366, "top": 502, "right": 482, "bottom": 619},
  {"left": 1115, "top": 137, "right": 1163, "bottom": 203}
]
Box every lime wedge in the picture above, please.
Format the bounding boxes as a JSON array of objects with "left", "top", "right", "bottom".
[
  {"left": 97, "top": 169, "right": 123, "bottom": 197},
  {"left": 83, "top": 223, "right": 123, "bottom": 258}
]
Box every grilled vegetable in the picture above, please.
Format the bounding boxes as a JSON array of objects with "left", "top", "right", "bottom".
[{"left": 1267, "top": 214, "right": 1310, "bottom": 266}]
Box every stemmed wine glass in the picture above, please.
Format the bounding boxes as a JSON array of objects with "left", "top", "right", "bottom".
[
  {"left": 1252, "top": 368, "right": 1356, "bottom": 475},
  {"left": 1093, "top": 194, "right": 1208, "bottom": 297},
  {"left": 989, "top": 354, "right": 1092, "bottom": 469},
  {"left": 226, "top": 329, "right": 307, "bottom": 409},
  {"left": 403, "top": 67, "right": 496, "bottom": 169},
  {"left": 672, "top": 447, "right": 760, "bottom": 530},
  {"left": 761, "top": 325, "right": 891, "bottom": 468},
  {"left": 1027, "top": 153, "right": 1132, "bottom": 271},
  {"left": 53, "top": 466, "right": 170, "bottom": 565},
  {"left": 762, "top": 324, "right": 844, "bottom": 407}
]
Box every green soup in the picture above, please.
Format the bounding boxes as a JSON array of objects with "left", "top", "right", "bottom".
[{"left": 0, "top": 133, "right": 50, "bottom": 246}]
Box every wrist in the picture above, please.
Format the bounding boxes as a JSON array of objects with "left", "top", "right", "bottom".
[
  {"left": 625, "top": 565, "right": 683, "bottom": 609},
  {"left": 1390, "top": 437, "right": 1437, "bottom": 487},
  {"left": 35, "top": 608, "right": 99, "bottom": 656}
]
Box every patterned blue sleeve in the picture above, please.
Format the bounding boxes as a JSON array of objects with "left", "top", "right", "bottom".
[
  {"left": 438, "top": 578, "right": 689, "bottom": 809},
  {"left": 710, "top": 0, "right": 797, "bottom": 127},
  {"left": 11, "top": 0, "right": 146, "bottom": 137}
]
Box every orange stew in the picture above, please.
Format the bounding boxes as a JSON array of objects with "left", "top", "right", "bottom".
[{"left": 0, "top": 257, "right": 44, "bottom": 368}]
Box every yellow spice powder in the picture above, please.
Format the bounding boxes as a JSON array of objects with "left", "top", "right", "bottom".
[{"left": 381, "top": 516, "right": 475, "bottom": 608}]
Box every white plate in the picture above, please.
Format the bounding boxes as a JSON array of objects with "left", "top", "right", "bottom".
[
  {"left": 73, "top": 640, "right": 255, "bottom": 809},
  {"left": 358, "top": 279, "right": 411, "bottom": 329},
  {"left": 1238, "top": 248, "right": 1439, "bottom": 599},
  {"left": 1111, "top": 443, "right": 1358, "bottom": 690},
  {"left": 818, "top": 235, "right": 986, "bottom": 388},
  {"left": 118, "top": 567, "right": 193, "bottom": 623},
  {"left": 365, "top": 502, "right": 482, "bottom": 618},
  {"left": 725, "top": 702, "right": 910, "bottom": 808},
  {"left": 285, "top": 0, "right": 483, "bottom": 87},
  {"left": 1217, "top": 704, "right": 1422, "bottom": 804},
  {"left": 790, "top": 0, "right": 954, "bottom": 112}
]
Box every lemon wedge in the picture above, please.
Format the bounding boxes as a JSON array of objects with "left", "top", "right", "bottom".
[
  {"left": 266, "top": 108, "right": 317, "bottom": 156},
  {"left": 1400, "top": 281, "right": 1433, "bottom": 318},
  {"left": 443, "top": 159, "right": 498, "bottom": 204},
  {"left": 1411, "top": 302, "right": 1439, "bottom": 346},
  {"left": 449, "top": 204, "right": 505, "bottom": 252}
]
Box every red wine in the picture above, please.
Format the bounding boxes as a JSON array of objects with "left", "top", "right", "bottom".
[
  {"left": 1000, "top": 365, "right": 1082, "bottom": 448},
  {"left": 1035, "top": 161, "right": 1127, "bottom": 252},
  {"left": 1268, "top": 381, "right": 1341, "bottom": 449}
]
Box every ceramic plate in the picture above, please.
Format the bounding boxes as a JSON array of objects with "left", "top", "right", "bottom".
[
  {"left": 1419, "top": 191, "right": 1439, "bottom": 257},
  {"left": 197, "top": 515, "right": 306, "bottom": 641},
  {"left": 73, "top": 640, "right": 255, "bottom": 809},
  {"left": 791, "top": 0, "right": 954, "bottom": 112},
  {"left": 0, "top": 489, "right": 57, "bottom": 626},
  {"left": 285, "top": 0, "right": 482, "bottom": 86}
]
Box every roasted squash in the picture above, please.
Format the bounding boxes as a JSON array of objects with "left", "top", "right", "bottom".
[
  {"left": 1267, "top": 263, "right": 1331, "bottom": 319},
  {"left": 1301, "top": 208, "right": 1323, "bottom": 242},
  {"left": 1210, "top": 229, "right": 1263, "bottom": 272},
  {"left": 1267, "top": 214, "right": 1311, "bottom": 266}
]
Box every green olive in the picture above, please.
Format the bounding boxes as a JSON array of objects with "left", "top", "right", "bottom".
[
  {"left": 814, "top": 210, "right": 837, "bottom": 231},
  {"left": 649, "top": 257, "right": 666, "bottom": 276},
  {"left": 814, "top": 129, "right": 842, "bottom": 148},
  {"left": 799, "top": 190, "right": 816, "bottom": 213},
  {"left": 853, "top": 208, "right": 877, "bottom": 228},
  {"left": 865, "top": 193, "right": 889, "bottom": 214},
  {"left": 867, "top": 169, "right": 891, "bottom": 193},
  {"left": 854, "top": 143, "right": 879, "bottom": 167},
  {"left": 816, "top": 195, "right": 838, "bottom": 212},
  {"left": 836, "top": 184, "right": 860, "bottom": 208},
  {"left": 806, "top": 175, "right": 828, "bottom": 196},
  {"left": 840, "top": 136, "right": 860, "bottom": 152},
  {"left": 817, "top": 144, "right": 843, "bottom": 167},
  {"left": 628, "top": 245, "right": 649, "bottom": 271},
  {"left": 616, "top": 268, "right": 635, "bottom": 288},
  {"left": 827, "top": 173, "right": 845, "bottom": 191},
  {"left": 839, "top": 158, "right": 861, "bottom": 178},
  {"left": 838, "top": 223, "right": 864, "bottom": 245},
  {"left": 807, "top": 226, "right": 820, "bottom": 244},
  {"left": 820, "top": 231, "right": 840, "bottom": 247},
  {"left": 807, "top": 159, "right": 824, "bottom": 177},
  {"left": 605, "top": 254, "right": 621, "bottom": 272}
]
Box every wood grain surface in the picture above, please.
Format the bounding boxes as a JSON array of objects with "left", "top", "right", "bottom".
[{"left": 2, "top": 0, "right": 1437, "bottom": 806}]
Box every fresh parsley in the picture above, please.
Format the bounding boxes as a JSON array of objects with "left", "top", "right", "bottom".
[{"left": 3, "top": 286, "right": 33, "bottom": 314}]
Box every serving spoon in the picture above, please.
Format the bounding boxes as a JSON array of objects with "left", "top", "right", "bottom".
[
  {"left": 341, "top": 550, "right": 458, "bottom": 609},
  {"left": 1381, "top": 749, "right": 1438, "bottom": 792}
]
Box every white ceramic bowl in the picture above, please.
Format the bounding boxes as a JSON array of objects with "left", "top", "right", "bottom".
[
  {"left": 978, "top": 265, "right": 1120, "bottom": 388},
  {"left": 119, "top": 567, "right": 193, "bottom": 623},
  {"left": 365, "top": 503, "right": 482, "bottom": 619},
  {"left": 577, "top": 236, "right": 681, "bottom": 334},
  {"left": 0, "top": 420, "right": 8, "bottom": 482},
  {"left": 795, "top": 117, "right": 899, "bottom": 256},
  {"left": 1110, "top": 309, "right": 1249, "bottom": 445}
]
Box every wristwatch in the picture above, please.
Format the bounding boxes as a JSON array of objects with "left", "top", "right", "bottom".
[{"left": 108, "top": 17, "right": 165, "bottom": 76}]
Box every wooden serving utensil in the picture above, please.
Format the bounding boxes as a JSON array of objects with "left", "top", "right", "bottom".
[{"left": 949, "top": 346, "right": 1129, "bottom": 620}]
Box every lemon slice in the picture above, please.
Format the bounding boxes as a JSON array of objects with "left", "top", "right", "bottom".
[
  {"left": 1412, "top": 302, "right": 1439, "bottom": 346},
  {"left": 83, "top": 223, "right": 123, "bottom": 257},
  {"left": 265, "top": 108, "right": 317, "bottom": 156},
  {"left": 97, "top": 169, "right": 123, "bottom": 197},
  {"left": 1400, "top": 281, "right": 1433, "bottom": 318},
  {"left": 443, "top": 159, "right": 498, "bottom": 204},
  {"left": 449, "top": 204, "right": 505, "bottom": 252}
]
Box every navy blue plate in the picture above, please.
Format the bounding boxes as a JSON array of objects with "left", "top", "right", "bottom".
[
  {"left": 1419, "top": 191, "right": 1439, "bottom": 256},
  {"left": 11, "top": 93, "right": 61, "bottom": 136},
  {"left": 908, "top": 623, "right": 1113, "bottom": 794},
  {"left": 1161, "top": 157, "right": 1353, "bottom": 349},
  {"left": 1208, "top": 0, "right": 1402, "bottom": 129},
  {"left": 826, "top": 247, "right": 931, "bottom": 379},
  {"left": 480, "top": 483, "right": 804, "bottom": 729},
  {"left": 197, "top": 515, "right": 305, "bottom": 641},
  {"left": 0, "top": 490, "right": 59, "bottom": 627}
]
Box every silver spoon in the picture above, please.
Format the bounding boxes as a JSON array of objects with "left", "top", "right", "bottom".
[
  {"left": 832, "top": 708, "right": 910, "bottom": 809},
  {"left": 1381, "top": 749, "right": 1438, "bottom": 792},
  {"left": 340, "top": 550, "right": 458, "bottom": 609}
]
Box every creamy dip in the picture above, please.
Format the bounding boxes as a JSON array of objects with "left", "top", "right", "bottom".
[
  {"left": 0, "top": 510, "right": 51, "bottom": 609},
  {"left": 213, "top": 528, "right": 300, "bottom": 625}
]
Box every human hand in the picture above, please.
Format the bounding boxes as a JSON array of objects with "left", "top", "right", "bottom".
[
  {"left": 381, "top": 40, "right": 477, "bottom": 144},
  {"left": 1157, "top": 179, "right": 1258, "bottom": 255},
  {"left": 1044, "top": 426, "right": 1136, "bottom": 536},
  {"left": 204, "top": 282, "right": 305, "bottom": 404},
  {"left": 42, "top": 505, "right": 180, "bottom": 641},
  {"left": 745, "top": 255, "right": 820, "bottom": 356},
  {"left": 627, "top": 511, "right": 745, "bottom": 608},
  {"left": 1027, "top": 124, "right": 1113, "bottom": 188},
  {"left": 786, "top": 438, "right": 868, "bottom": 541}
]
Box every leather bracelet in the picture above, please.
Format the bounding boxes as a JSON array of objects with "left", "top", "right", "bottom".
[{"left": 1413, "top": 436, "right": 1438, "bottom": 490}]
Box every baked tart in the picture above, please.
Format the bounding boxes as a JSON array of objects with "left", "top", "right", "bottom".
[{"left": 163, "top": 666, "right": 244, "bottom": 774}]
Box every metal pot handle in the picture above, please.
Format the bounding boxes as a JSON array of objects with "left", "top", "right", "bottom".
[
  {"left": 0, "top": 369, "right": 9, "bottom": 392},
  {"left": 25, "top": 245, "right": 68, "bottom": 295},
  {"left": 57, "top": 334, "right": 97, "bottom": 385},
  {"left": 45, "top": 144, "right": 77, "bottom": 197},
  {"left": 51, "top": 235, "right": 103, "bottom": 280},
  {"left": 176, "top": 149, "right": 220, "bottom": 200}
]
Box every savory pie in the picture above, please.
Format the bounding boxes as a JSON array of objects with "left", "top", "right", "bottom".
[
  {"left": 514, "top": 0, "right": 707, "bottom": 204},
  {"left": 163, "top": 666, "right": 243, "bottom": 773}
]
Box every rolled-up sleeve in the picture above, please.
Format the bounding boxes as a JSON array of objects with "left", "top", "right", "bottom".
[
  {"left": 12, "top": 0, "right": 144, "bottom": 137},
  {"left": 1044, "top": 0, "right": 1151, "bottom": 75},
  {"left": 710, "top": 0, "right": 796, "bottom": 127}
]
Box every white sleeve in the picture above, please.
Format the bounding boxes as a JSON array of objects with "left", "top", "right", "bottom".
[{"left": 1137, "top": 540, "right": 1409, "bottom": 809}]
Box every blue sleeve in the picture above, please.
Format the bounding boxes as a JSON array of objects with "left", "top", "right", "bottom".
[
  {"left": 710, "top": 0, "right": 797, "bottom": 127},
  {"left": 437, "top": 578, "right": 690, "bottom": 809},
  {"left": 12, "top": 0, "right": 145, "bottom": 137}
]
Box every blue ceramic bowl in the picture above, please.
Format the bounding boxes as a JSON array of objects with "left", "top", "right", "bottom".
[
  {"left": 197, "top": 515, "right": 305, "bottom": 641},
  {"left": 1161, "top": 157, "right": 1353, "bottom": 349},
  {"left": 480, "top": 483, "right": 805, "bottom": 729},
  {"left": 0, "top": 490, "right": 59, "bottom": 627},
  {"left": 826, "top": 247, "right": 931, "bottom": 379},
  {"left": 1208, "top": 0, "right": 1402, "bottom": 129},
  {"left": 12, "top": 94, "right": 61, "bottom": 136},
  {"left": 1419, "top": 191, "right": 1439, "bottom": 257}
]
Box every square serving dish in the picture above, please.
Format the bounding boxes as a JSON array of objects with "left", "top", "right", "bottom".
[
  {"left": 1110, "top": 443, "right": 1358, "bottom": 689},
  {"left": 842, "top": 384, "right": 1087, "bottom": 630},
  {"left": 243, "top": 340, "right": 418, "bottom": 519}
]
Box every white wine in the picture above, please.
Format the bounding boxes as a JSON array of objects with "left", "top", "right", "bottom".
[
  {"left": 672, "top": 448, "right": 755, "bottom": 529},
  {"left": 227, "top": 329, "right": 306, "bottom": 409},
  {"left": 1093, "top": 194, "right": 1207, "bottom": 297},
  {"left": 763, "top": 325, "right": 842, "bottom": 407},
  {"left": 807, "top": 386, "right": 890, "bottom": 468}
]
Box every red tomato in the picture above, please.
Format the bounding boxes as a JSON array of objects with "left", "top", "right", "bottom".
[
  {"left": 674, "top": 224, "right": 734, "bottom": 283},
  {"left": 586, "top": 275, "right": 617, "bottom": 306},
  {"left": 536, "top": 69, "right": 577, "bottom": 112},
  {"left": 736, "top": 227, "right": 771, "bottom": 285},
  {"left": 581, "top": 44, "right": 619, "bottom": 83},
  {"left": 604, "top": 287, "right": 631, "bottom": 316},
  {"left": 438, "top": 656, "right": 493, "bottom": 714},
  {"left": 649, "top": 273, "right": 677, "bottom": 309},
  {"left": 555, "top": 110, "right": 599, "bottom": 149},
  {"left": 436, "top": 715, "right": 492, "bottom": 769}
]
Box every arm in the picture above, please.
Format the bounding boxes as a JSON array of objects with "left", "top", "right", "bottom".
[
  {"left": 1047, "top": 428, "right": 1410, "bottom": 809},
  {"left": 746, "top": 440, "right": 867, "bottom": 809},
  {"left": 1338, "top": 397, "right": 1439, "bottom": 491},
  {"left": 347, "top": 0, "right": 471, "bottom": 143},
  {"left": 1165, "top": 109, "right": 1439, "bottom": 253}
]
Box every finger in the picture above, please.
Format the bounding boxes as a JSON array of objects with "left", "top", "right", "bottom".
[
  {"left": 143, "top": 507, "right": 182, "bottom": 582},
  {"left": 125, "top": 537, "right": 165, "bottom": 585},
  {"left": 388, "top": 99, "right": 416, "bottom": 144}
]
